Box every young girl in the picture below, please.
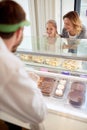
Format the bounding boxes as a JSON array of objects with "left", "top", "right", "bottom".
[
  {"left": 43, "top": 20, "right": 61, "bottom": 51},
  {"left": 45, "top": 19, "right": 60, "bottom": 38}
]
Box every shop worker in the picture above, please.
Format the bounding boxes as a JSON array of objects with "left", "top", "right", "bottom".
[{"left": 0, "top": 0, "right": 47, "bottom": 130}]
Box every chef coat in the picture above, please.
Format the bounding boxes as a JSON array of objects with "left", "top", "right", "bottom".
[{"left": 0, "top": 37, "right": 47, "bottom": 124}]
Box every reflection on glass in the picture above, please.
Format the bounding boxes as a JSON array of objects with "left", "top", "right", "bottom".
[
  {"left": 42, "top": 36, "right": 61, "bottom": 53},
  {"left": 44, "top": 37, "right": 58, "bottom": 51},
  {"left": 62, "top": 38, "right": 80, "bottom": 53},
  {"left": 82, "top": 61, "right": 87, "bottom": 70},
  {"left": 77, "top": 39, "right": 87, "bottom": 57},
  {"left": 67, "top": 38, "right": 80, "bottom": 53},
  {"left": 17, "top": 36, "right": 87, "bottom": 59},
  {"left": 37, "top": 36, "right": 69, "bottom": 55}
]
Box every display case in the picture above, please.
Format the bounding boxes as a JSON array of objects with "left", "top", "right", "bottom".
[
  {"left": 16, "top": 37, "right": 87, "bottom": 76},
  {"left": 15, "top": 37, "right": 87, "bottom": 130}
]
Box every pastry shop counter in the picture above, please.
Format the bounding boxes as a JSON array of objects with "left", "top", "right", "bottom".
[
  {"left": 39, "top": 71, "right": 87, "bottom": 119},
  {"left": 0, "top": 70, "right": 87, "bottom": 130},
  {"left": 42, "top": 71, "right": 87, "bottom": 130},
  {"left": 27, "top": 68, "right": 87, "bottom": 122}
]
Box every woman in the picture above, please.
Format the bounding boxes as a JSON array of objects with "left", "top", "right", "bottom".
[
  {"left": 61, "top": 11, "right": 87, "bottom": 53},
  {"left": 61, "top": 11, "right": 87, "bottom": 39}
]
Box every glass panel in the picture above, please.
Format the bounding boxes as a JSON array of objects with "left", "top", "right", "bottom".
[
  {"left": 80, "top": 0, "right": 87, "bottom": 28},
  {"left": 16, "top": 36, "right": 87, "bottom": 77},
  {"left": 55, "top": 0, "right": 74, "bottom": 33},
  {"left": 17, "top": 36, "right": 87, "bottom": 60}
]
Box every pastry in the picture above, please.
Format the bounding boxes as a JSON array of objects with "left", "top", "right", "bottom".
[
  {"left": 45, "top": 58, "right": 62, "bottom": 66},
  {"left": 57, "top": 84, "right": 65, "bottom": 90},
  {"left": 62, "top": 59, "right": 80, "bottom": 71},
  {"left": 71, "top": 81, "right": 86, "bottom": 93},
  {"left": 59, "top": 79, "right": 66, "bottom": 85},
  {"left": 55, "top": 89, "right": 63, "bottom": 96},
  {"left": 20, "top": 54, "right": 32, "bottom": 61},
  {"left": 68, "top": 90, "right": 85, "bottom": 107},
  {"left": 32, "top": 56, "right": 45, "bottom": 63},
  {"left": 38, "top": 77, "right": 55, "bottom": 95},
  {"left": 68, "top": 81, "right": 86, "bottom": 107}
]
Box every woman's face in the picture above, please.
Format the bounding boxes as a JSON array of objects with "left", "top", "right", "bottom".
[
  {"left": 63, "top": 18, "right": 74, "bottom": 33},
  {"left": 46, "top": 23, "right": 56, "bottom": 38}
]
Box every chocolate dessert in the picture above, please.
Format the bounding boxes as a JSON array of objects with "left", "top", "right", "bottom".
[
  {"left": 38, "top": 77, "right": 56, "bottom": 96},
  {"left": 68, "top": 81, "right": 86, "bottom": 107},
  {"left": 68, "top": 90, "right": 85, "bottom": 107},
  {"left": 71, "top": 81, "right": 86, "bottom": 93}
]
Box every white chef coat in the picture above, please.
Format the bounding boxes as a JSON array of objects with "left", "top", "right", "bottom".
[{"left": 0, "top": 37, "right": 47, "bottom": 124}]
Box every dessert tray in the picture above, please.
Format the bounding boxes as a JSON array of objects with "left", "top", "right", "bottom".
[{"left": 66, "top": 80, "right": 87, "bottom": 110}]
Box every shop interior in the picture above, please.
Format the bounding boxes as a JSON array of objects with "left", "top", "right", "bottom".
[{"left": 0, "top": 0, "right": 87, "bottom": 130}]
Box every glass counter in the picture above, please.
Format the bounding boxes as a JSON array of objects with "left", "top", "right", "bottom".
[
  {"left": 16, "top": 37, "right": 87, "bottom": 77},
  {"left": 14, "top": 36, "right": 87, "bottom": 130}
]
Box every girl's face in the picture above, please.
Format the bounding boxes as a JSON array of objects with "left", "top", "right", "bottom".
[
  {"left": 46, "top": 23, "right": 56, "bottom": 38},
  {"left": 63, "top": 18, "right": 74, "bottom": 33}
]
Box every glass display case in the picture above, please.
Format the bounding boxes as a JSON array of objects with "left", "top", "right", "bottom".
[
  {"left": 16, "top": 37, "right": 87, "bottom": 77},
  {"left": 5, "top": 37, "right": 87, "bottom": 130},
  {"left": 16, "top": 37, "right": 87, "bottom": 106}
]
